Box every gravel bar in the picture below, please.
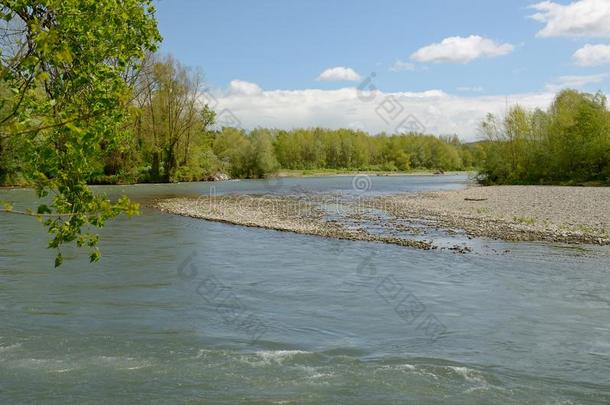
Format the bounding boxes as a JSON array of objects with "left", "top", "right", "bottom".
[
  {"left": 154, "top": 185, "right": 610, "bottom": 250},
  {"left": 370, "top": 185, "right": 610, "bottom": 245}
]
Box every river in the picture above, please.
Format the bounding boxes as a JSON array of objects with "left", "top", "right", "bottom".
[{"left": 1, "top": 175, "right": 609, "bottom": 404}]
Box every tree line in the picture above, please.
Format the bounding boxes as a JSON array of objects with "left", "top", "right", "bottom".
[
  {"left": 1, "top": 52, "right": 482, "bottom": 186},
  {"left": 90, "top": 121, "right": 483, "bottom": 184},
  {"left": 478, "top": 89, "right": 610, "bottom": 185},
  {"left": 90, "top": 124, "right": 483, "bottom": 183}
]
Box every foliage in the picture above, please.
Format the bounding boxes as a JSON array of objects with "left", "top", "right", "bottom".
[
  {"left": 272, "top": 129, "right": 472, "bottom": 172},
  {"left": 478, "top": 90, "right": 610, "bottom": 185},
  {"left": 130, "top": 54, "right": 210, "bottom": 182},
  {"left": 0, "top": 0, "right": 160, "bottom": 266},
  {"left": 3, "top": 120, "right": 478, "bottom": 187}
]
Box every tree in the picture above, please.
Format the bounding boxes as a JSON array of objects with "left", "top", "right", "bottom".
[
  {"left": 0, "top": 0, "right": 161, "bottom": 266},
  {"left": 478, "top": 89, "right": 610, "bottom": 185},
  {"left": 250, "top": 128, "right": 279, "bottom": 177},
  {"left": 186, "top": 103, "right": 216, "bottom": 166},
  {"left": 213, "top": 127, "right": 251, "bottom": 177},
  {"left": 133, "top": 54, "right": 204, "bottom": 182}
]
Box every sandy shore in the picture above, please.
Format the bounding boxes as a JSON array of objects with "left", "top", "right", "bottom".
[{"left": 154, "top": 186, "right": 610, "bottom": 250}]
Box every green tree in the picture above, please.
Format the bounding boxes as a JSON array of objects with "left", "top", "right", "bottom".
[
  {"left": 249, "top": 129, "right": 279, "bottom": 177},
  {"left": 478, "top": 89, "right": 610, "bottom": 185},
  {"left": 132, "top": 54, "right": 204, "bottom": 182},
  {"left": 213, "top": 127, "right": 251, "bottom": 177},
  {"left": 0, "top": 0, "right": 160, "bottom": 266}
]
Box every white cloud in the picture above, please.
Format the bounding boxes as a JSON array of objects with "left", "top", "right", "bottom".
[
  {"left": 410, "top": 35, "right": 514, "bottom": 64},
  {"left": 208, "top": 81, "right": 560, "bottom": 141},
  {"left": 316, "top": 66, "right": 361, "bottom": 82},
  {"left": 228, "top": 79, "right": 262, "bottom": 95},
  {"left": 389, "top": 60, "right": 416, "bottom": 72},
  {"left": 545, "top": 73, "right": 610, "bottom": 91},
  {"left": 529, "top": 0, "right": 610, "bottom": 38},
  {"left": 573, "top": 44, "right": 610, "bottom": 66}
]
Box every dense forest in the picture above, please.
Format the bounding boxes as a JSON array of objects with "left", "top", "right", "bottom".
[
  {"left": 478, "top": 89, "right": 610, "bottom": 185},
  {"left": 1, "top": 122, "right": 484, "bottom": 185}
]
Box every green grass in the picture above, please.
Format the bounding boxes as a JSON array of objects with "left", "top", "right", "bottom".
[{"left": 513, "top": 216, "right": 537, "bottom": 225}]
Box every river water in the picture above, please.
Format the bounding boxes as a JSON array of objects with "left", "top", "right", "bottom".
[{"left": 1, "top": 175, "right": 609, "bottom": 404}]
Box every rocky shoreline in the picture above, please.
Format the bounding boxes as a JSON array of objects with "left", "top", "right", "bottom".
[
  {"left": 154, "top": 186, "right": 610, "bottom": 252},
  {"left": 369, "top": 186, "right": 610, "bottom": 246},
  {"left": 155, "top": 194, "right": 435, "bottom": 250}
]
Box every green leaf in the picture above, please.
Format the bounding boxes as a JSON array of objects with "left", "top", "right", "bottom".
[
  {"left": 89, "top": 249, "right": 101, "bottom": 263},
  {"left": 1, "top": 0, "right": 160, "bottom": 268},
  {"left": 54, "top": 252, "right": 63, "bottom": 268},
  {"left": 37, "top": 204, "right": 52, "bottom": 214}
]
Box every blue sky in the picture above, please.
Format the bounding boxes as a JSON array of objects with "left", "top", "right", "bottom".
[{"left": 155, "top": 0, "right": 610, "bottom": 139}]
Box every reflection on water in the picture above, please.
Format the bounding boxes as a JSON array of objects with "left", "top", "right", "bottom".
[{"left": 1, "top": 175, "right": 610, "bottom": 403}]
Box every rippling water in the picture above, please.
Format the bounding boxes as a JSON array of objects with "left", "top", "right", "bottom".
[{"left": 1, "top": 175, "right": 609, "bottom": 404}]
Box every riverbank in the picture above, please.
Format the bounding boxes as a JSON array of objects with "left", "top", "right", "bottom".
[
  {"left": 370, "top": 186, "right": 610, "bottom": 245},
  {"left": 276, "top": 169, "right": 472, "bottom": 177},
  {"left": 154, "top": 185, "right": 610, "bottom": 250},
  {"left": 0, "top": 170, "right": 471, "bottom": 188}
]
